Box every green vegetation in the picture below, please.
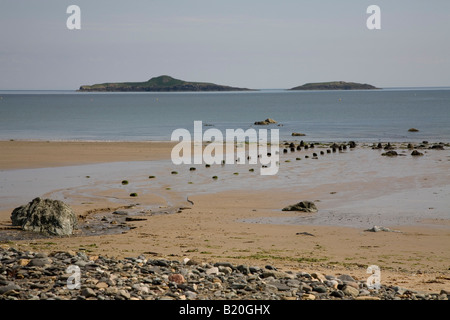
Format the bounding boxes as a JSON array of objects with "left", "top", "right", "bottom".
[
  {"left": 149, "top": 175, "right": 155, "bottom": 179},
  {"left": 129, "top": 193, "right": 138, "bottom": 197},
  {"left": 121, "top": 180, "right": 129, "bottom": 185}
]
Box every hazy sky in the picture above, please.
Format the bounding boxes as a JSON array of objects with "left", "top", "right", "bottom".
[{"left": 1, "top": 0, "right": 449, "bottom": 89}]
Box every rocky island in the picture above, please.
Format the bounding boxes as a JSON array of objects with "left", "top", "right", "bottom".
[
  {"left": 290, "top": 81, "right": 378, "bottom": 90},
  {"left": 78, "top": 75, "right": 253, "bottom": 92}
]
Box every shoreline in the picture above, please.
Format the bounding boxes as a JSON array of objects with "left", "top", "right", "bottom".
[{"left": 0, "top": 139, "right": 449, "bottom": 294}]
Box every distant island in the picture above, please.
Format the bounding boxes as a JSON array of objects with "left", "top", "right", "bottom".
[
  {"left": 78, "top": 75, "right": 253, "bottom": 92},
  {"left": 290, "top": 81, "right": 378, "bottom": 90}
]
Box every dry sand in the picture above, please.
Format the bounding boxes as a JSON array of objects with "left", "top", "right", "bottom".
[{"left": 0, "top": 140, "right": 449, "bottom": 293}]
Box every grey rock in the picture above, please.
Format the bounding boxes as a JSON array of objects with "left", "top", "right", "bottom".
[
  {"left": 312, "top": 285, "right": 327, "bottom": 293},
  {"left": 282, "top": 201, "right": 318, "bottom": 213},
  {"left": 286, "top": 279, "right": 301, "bottom": 288},
  {"left": 218, "top": 266, "right": 232, "bottom": 275},
  {"left": 338, "top": 274, "right": 356, "bottom": 282},
  {"left": 206, "top": 267, "right": 219, "bottom": 275},
  {"left": 118, "top": 289, "right": 131, "bottom": 299},
  {"left": 11, "top": 197, "right": 78, "bottom": 236},
  {"left": 359, "top": 289, "right": 371, "bottom": 296},
  {"left": 0, "top": 283, "right": 21, "bottom": 294},
  {"left": 236, "top": 265, "right": 250, "bottom": 275},
  {"left": 270, "top": 282, "right": 291, "bottom": 291},
  {"left": 249, "top": 266, "right": 261, "bottom": 273},
  {"left": 214, "top": 262, "right": 234, "bottom": 269},
  {"left": 381, "top": 150, "right": 398, "bottom": 156},
  {"left": 231, "top": 282, "right": 246, "bottom": 290},
  {"left": 112, "top": 211, "right": 129, "bottom": 215},
  {"left": 29, "top": 258, "right": 52, "bottom": 267},
  {"left": 185, "top": 291, "right": 197, "bottom": 299},
  {"left": 330, "top": 290, "right": 345, "bottom": 298},
  {"left": 343, "top": 285, "right": 359, "bottom": 297},
  {"left": 300, "top": 283, "right": 312, "bottom": 293},
  {"left": 81, "top": 287, "right": 96, "bottom": 298}
]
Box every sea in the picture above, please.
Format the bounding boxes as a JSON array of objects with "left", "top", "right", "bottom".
[{"left": 0, "top": 88, "right": 449, "bottom": 143}]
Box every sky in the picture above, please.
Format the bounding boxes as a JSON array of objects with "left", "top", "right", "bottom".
[{"left": 0, "top": 0, "right": 449, "bottom": 90}]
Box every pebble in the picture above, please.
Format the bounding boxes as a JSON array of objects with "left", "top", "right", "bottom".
[
  {"left": 343, "top": 285, "right": 360, "bottom": 297},
  {"left": 0, "top": 247, "right": 446, "bottom": 300}
]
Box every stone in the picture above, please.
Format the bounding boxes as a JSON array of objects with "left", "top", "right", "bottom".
[
  {"left": 95, "top": 282, "right": 109, "bottom": 289},
  {"left": 214, "top": 262, "right": 234, "bottom": 268},
  {"left": 300, "top": 284, "right": 312, "bottom": 293},
  {"left": 206, "top": 267, "right": 219, "bottom": 275},
  {"left": 312, "top": 285, "right": 327, "bottom": 293},
  {"left": 411, "top": 150, "right": 423, "bottom": 156},
  {"left": 330, "top": 290, "right": 345, "bottom": 298},
  {"left": 343, "top": 285, "right": 359, "bottom": 297},
  {"left": 81, "top": 287, "right": 96, "bottom": 298},
  {"left": 29, "top": 258, "right": 52, "bottom": 267},
  {"left": 311, "top": 272, "right": 326, "bottom": 282},
  {"left": 348, "top": 141, "right": 356, "bottom": 148},
  {"left": 17, "top": 259, "right": 30, "bottom": 266},
  {"left": 118, "top": 289, "right": 131, "bottom": 299},
  {"left": 11, "top": 197, "right": 78, "bottom": 236},
  {"left": 408, "top": 128, "right": 419, "bottom": 132},
  {"left": 237, "top": 265, "right": 250, "bottom": 275},
  {"left": 292, "top": 132, "right": 306, "bottom": 136},
  {"left": 168, "top": 274, "right": 185, "bottom": 284},
  {"left": 381, "top": 150, "right": 398, "bottom": 156},
  {"left": 231, "top": 282, "right": 246, "bottom": 290},
  {"left": 254, "top": 118, "right": 277, "bottom": 125},
  {"left": 218, "top": 266, "right": 233, "bottom": 275},
  {"left": 282, "top": 201, "right": 318, "bottom": 213},
  {"left": 338, "top": 274, "right": 356, "bottom": 282},
  {"left": 269, "top": 282, "right": 291, "bottom": 291},
  {"left": 301, "top": 293, "right": 316, "bottom": 300},
  {"left": 0, "top": 283, "right": 21, "bottom": 294},
  {"left": 185, "top": 291, "right": 197, "bottom": 299}
]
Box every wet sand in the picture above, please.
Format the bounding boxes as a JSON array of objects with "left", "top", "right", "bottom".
[{"left": 0, "top": 140, "right": 449, "bottom": 293}]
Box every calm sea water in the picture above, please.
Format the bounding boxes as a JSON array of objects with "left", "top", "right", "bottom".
[{"left": 0, "top": 88, "right": 449, "bottom": 143}]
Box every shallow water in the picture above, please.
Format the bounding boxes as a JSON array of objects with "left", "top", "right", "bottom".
[{"left": 1, "top": 143, "right": 449, "bottom": 230}]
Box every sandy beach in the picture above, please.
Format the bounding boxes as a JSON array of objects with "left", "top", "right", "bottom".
[{"left": 0, "top": 140, "right": 449, "bottom": 294}]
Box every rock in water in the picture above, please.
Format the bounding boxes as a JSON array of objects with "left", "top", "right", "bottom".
[
  {"left": 254, "top": 118, "right": 277, "bottom": 125},
  {"left": 411, "top": 150, "right": 423, "bottom": 156},
  {"left": 11, "top": 197, "right": 78, "bottom": 236},
  {"left": 282, "top": 201, "right": 318, "bottom": 213},
  {"left": 381, "top": 150, "right": 398, "bottom": 157}
]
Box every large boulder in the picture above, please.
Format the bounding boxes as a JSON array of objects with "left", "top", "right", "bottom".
[
  {"left": 282, "top": 201, "right": 318, "bottom": 213},
  {"left": 11, "top": 197, "right": 78, "bottom": 236}
]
